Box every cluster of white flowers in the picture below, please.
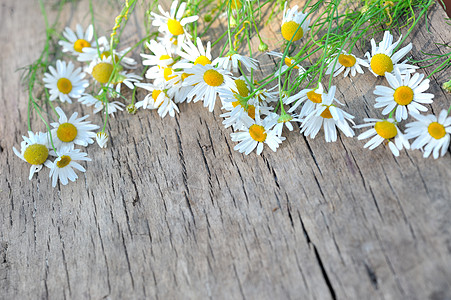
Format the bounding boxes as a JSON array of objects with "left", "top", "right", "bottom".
[{"left": 14, "top": 22, "right": 143, "bottom": 186}]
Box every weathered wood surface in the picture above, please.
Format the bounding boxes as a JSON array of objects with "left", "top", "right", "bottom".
[{"left": 1, "top": 0, "right": 451, "bottom": 299}]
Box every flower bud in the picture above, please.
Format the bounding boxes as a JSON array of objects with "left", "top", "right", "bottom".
[
  {"left": 126, "top": 104, "right": 137, "bottom": 114},
  {"left": 258, "top": 41, "right": 268, "bottom": 52},
  {"left": 96, "top": 132, "right": 108, "bottom": 148}
]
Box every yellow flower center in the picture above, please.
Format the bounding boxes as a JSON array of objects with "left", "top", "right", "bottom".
[
  {"left": 57, "top": 155, "right": 72, "bottom": 168},
  {"left": 203, "top": 69, "right": 224, "bottom": 87},
  {"left": 307, "top": 90, "right": 322, "bottom": 103},
  {"left": 320, "top": 107, "right": 333, "bottom": 119},
  {"left": 247, "top": 105, "right": 256, "bottom": 119},
  {"left": 164, "top": 68, "right": 177, "bottom": 81},
  {"left": 167, "top": 19, "right": 184, "bottom": 36},
  {"left": 249, "top": 124, "right": 267, "bottom": 142},
  {"left": 57, "top": 78, "right": 73, "bottom": 94},
  {"left": 23, "top": 144, "right": 49, "bottom": 165},
  {"left": 231, "top": 0, "right": 242, "bottom": 10},
  {"left": 428, "top": 122, "right": 446, "bottom": 139},
  {"left": 370, "top": 53, "right": 393, "bottom": 76},
  {"left": 393, "top": 86, "right": 414, "bottom": 106},
  {"left": 375, "top": 121, "right": 397, "bottom": 139},
  {"left": 234, "top": 79, "right": 249, "bottom": 97},
  {"left": 338, "top": 54, "right": 356, "bottom": 67},
  {"left": 92, "top": 62, "right": 114, "bottom": 84},
  {"left": 57, "top": 123, "right": 78, "bottom": 142},
  {"left": 281, "top": 21, "right": 304, "bottom": 42},
  {"left": 181, "top": 73, "right": 192, "bottom": 81},
  {"left": 160, "top": 54, "right": 171, "bottom": 61},
  {"left": 100, "top": 51, "right": 119, "bottom": 62},
  {"left": 73, "top": 39, "right": 91, "bottom": 53},
  {"left": 152, "top": 89, "right": 162, "bottom": 101},
  {"left": 284, "top": 57, "right": 300, "bottom": 69},
  {"left": 194, "top": 55, "right": 212, "bottom": 66}
]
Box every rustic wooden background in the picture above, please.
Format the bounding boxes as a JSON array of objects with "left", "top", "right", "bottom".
[{"left": 1, "top": 0, "right": 451, "bottom": 299}]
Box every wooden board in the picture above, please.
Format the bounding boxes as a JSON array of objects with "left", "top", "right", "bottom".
[{"left": 1, "top": 0, "right": 450, "bottom": 299}]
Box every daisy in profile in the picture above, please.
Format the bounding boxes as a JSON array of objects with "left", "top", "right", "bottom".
[
  {"left": 183, "top": 64, "right": 236, "bottom": 112},
  {"left": 267, "top": 51, "right": 306, "bottom": 77},
  {"left": 285, "top": 82, "right": 324, "bottom": 117},
  {"left": 43, "top": 60, "right": 89, "bottom": 103},
  {"left": 78, "top": 94, "right": 125, "bottom": 117},
  {"left": 374, "top": 69, "right": 434, "bottom": 121},
  {"left": 270, "top": 112, "right": 302, "bottom": 137},
  {"left": 13, "top": 131, "right": 51, "bottom": 180},
  {"left": 141, "top": 40, "right": 174, "bottom": 81},
  {"left": 231, "top": 115, "right": 285, "bottom": 155},
  {"left": 301, "top": 86, "right": 355, "bottom": 142},
  {"left": 281, "top": 4, "right": 310, "bottom": 42},
  {"left": 173, "top": 37, "right": 212, "bottom": 69},
  {"left": 59, "top": 24, "right": 97, "bottom": 56},
  {"left": 405, "top": 110, "right": 451, "bottom": 159},
  {"left": 365, "top": 31, "right": 417, "bottom": 77},
  {"left": 212, "top": 51, "right": 259, "bottom": 73},
  {"left": 107, "top": 71, "right": 143, "bottom": 97},
  {"left": 50, "top": 107, "right": 99, "bottom": 149},
  {"left": 45, "top": 145, "right": 91, "bottom": 187},
  {"left": 354, "top": 118, "right": 410, "bottom": 156},
  {"left": 166, "top": 71, "right": 195, "bottom": 103},
  {"left": 96, "top": 132, "right": 109, "bottom": 149},
  {"left": 326, "top": 50, "right": 369, "bottom": 77},
  {"left": 248, "top": 86, "right": 279, "bottom": 106},
  {"left": 151, "top": 0, "right": 199, "bottom": 46}
]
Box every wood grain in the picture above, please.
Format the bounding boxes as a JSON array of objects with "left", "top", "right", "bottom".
[{"left": 1, "top": 0, "right": 450, "bottom": 299}]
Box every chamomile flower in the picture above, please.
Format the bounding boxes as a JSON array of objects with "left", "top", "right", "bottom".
[
  {"left": 173, "top": 37, "right": 212, "bottom": 69},
  {"left": 285, "top": 83, "right": 324, "bottom": 117},
  {"left": 326, "top": 51, "right": 369, "bottom": 77},
  {"left": 141, "top": 40, "right": 174, "bottom": 82},
  {"left": 59, "top": 24, "right": 97, "bottom": 56},
  {"left": 231, "top": 116, "right": 285, "bottom": 155},
  {"left": 87, "top": 56, "right": 116, "bottom": 85},
  {"left": 43, "top": 60, "right": 89, "bottom": 103},
  {"left": 13, "top": 131, "right": 51, "bottom": 180},
  {"left": 270, "top": 112, "right": 302, "bottom": 137},
  {"left": 135, "top": 83, "right": 179, "bottom": 117},
  {"left": 151, "top": 0, "right": 199, "bottom": 46},
  {"left": 267, "top": 51, "right": 306, "bottom": 77},
  {"left": 301, "top": 86, "right": 355, "bottom": 142},
  {"left": 248, "top": 86, "right": 279, "bottom": 106},
  {"left": 78, "top": 36, "right": 137, "bottom": 69},
  {"left": 107, "top": 71, "right": 143, "bottom": 97},
  {"left": 45, "top": 145, "right": 91, "bottom": 187},
  {"left": 355, "top": 118, "right": 410, "bottom": 156},
  {"left": 281, "top": 4, "right": 310, "bottom": 42},
  {"left": 166, "top": 71, "right": 195, "bottom": 103},
  {"left": 405, "top": 110, "right": 451, "bottom": 159},
  {"left": 365, "top": 31, "right": 417, "bottom": 77},
  {"left": 212, "top": 51, "right": 259, "bottom": 73},
  {"left": 78, "top": 94, "right": 125, "bottom": 117},
  {"left": 374, "top": 69, "right": 434, "bottom": 121},
  {"left": 96, "top": 132, "right": 109, "bottom": 149},
  {"left": 50, "top": 107, "right": 99, "bottom": 149},
  {"left": 183, "top": 64, "right": 236, "bottom": 112}
]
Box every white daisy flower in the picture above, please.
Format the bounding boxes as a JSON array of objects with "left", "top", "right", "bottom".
[
  {"left": 285, "top": 82, "right": 325, "bottom": 117},
  {"left": 231, "top": 116, "right": 285, "bottom": 155},
  {"left": 173, "top": 37, "right": 212, "bottom": 69},
  {"left": 86, "top": 56, "right": 116, "bottom": 85},
  {"left": 326, "top": 50, "right": 369, "bottom": 77},
  {"left": 135, "top": 83, "right": 179, "bottom": 118},
  {"left": 78, "top": 94, "right": 125, "bottom": 117},
  {"left": 107, "top": 71, "right": 143, "bottom": 97},
  {"left": 50, "top": 107, "right": 99, "bottom": 149},
  {"left": 374, "top": 69, "right": 434, "bottom": 121},
  {"left": 365, "top": 31, "right": 417, "bottom": 77},
  {"left": 96, "top": 132, "right": 109, "bottom": 149},
  {"left": 266, "top": 112, "right": 302, "bottom": 137},
  {"left": 166, "top": 71, "right": 195, "bottom": 103},
  {"left": 45, "top": 145, "right": 91, "bottom": 187},
  {"left": 151, "top": 0, "right": 199, "bottom": 47},
  {"left": 59, "top": 24, "right": 97, "bottom": 56},
  {"left": 354, "top": 118, "right": 410, "bottom": 156},
  {"left": 78, "top": 36, "right": 137, "bottom": 69},
  {"left": 267, "top": 51, "right": 307, "bottom": 77},
  {"left": 43, "top": 60, "right": 89, "bottom": 103},
  {"left": 183, "top": 64, "right": 236, "bottom": 112},
  {"left": 13, "top": 131, "right": 51, "bottom": 180},
  {"left": 248, "top": 86, "right": 279, "bottom": 105},
  {"left": 301, "top": 86, "right": 355, "bottom": 142},
  {"left": 405, "top": 110, "right": 451, "bottom": 159},
  {"left": 212, "top": 52, "right": 259, "bottom": 73},
  {"left": 281, "top": 4, "right": 310, "bottom": 42}
]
